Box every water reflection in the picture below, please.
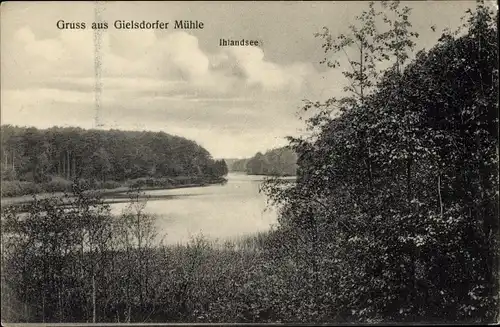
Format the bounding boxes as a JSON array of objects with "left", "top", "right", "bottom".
[{"left": 109, "top": 173, "right": 281, "bottom": 245}]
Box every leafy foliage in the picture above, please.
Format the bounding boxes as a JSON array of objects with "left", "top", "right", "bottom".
[
  {"left": 1, "top": 126, "right": 227, "bottom": 196},
  {"left": 228, "top": 147, "right": 298, "bottom": 176},
  {"left": 1, "top": 1, "right": 498, "bottom": 324},
  {"left": 262, "top": 1, "right": 498, "bottom": 322}
]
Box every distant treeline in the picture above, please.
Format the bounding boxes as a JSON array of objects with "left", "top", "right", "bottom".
[
  {"left": 227, "top": 147, "right": 297, "bottom": 176},
  {"left": 1, "top": 187, "right": 275, "bottom": 324},
  {"left": 1, "top": 126, "right": 227, "bottom": 196},
  {"left": 0, "top": 2, "right": 497, "bottom": 324}
]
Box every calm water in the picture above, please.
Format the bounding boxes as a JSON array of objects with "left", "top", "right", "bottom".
[{"left": 109, "top": 173, "right": 281, "bottom": 245}]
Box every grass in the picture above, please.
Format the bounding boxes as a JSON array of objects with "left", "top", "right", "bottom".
[
  {"left": 1, "top": 175, "right": 227, "bottom": 205},
  {"left": 1, "top": 225, "right": 274, "bottom": 323}
]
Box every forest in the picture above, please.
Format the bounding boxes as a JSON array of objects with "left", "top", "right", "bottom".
[
  {"left": 228, "top": 146, "right": 297, "bottom": 176},
  {"left": 1, "top": 1, "right": 498, "bottom": 324},
  {"left": 1, "top": 126, "right": 228, "bottom": 197}
]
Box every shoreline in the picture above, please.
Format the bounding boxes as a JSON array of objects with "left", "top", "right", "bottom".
[
  {"left": 1, "top": 180, "right": 226, "bottom": 207},
  {"left": 229, "top": 172, "right": 297, "bottom": 179}
]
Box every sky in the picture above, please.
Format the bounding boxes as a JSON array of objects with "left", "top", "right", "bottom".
[{"left": 1, "top": 1, "right": 494, "bottom": 158}]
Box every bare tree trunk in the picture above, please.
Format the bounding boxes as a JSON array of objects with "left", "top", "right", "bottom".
[
  {"left": 72, "top": 156, "right": 76, "bottom": 180},
  {"left": 62, "top": 153, "right": 64, "bottom": 178},
  {"left": 66, "top": 151, "right": 71, "bottom": 180},
  {"left": 407, "top": 156, "right": 412, "bottom": 204},
  {"left": 125, "top": 233, "right": 132, "bottom": 323},
  {"left": 42, "top": 291, "right": 46, "bottom": 323},
  {"left": 360, "top": 44, "right": 364, "bottom": 100},
  {"left": 405, "top": 113, "right": 413, "bottom": 206},
  {"left": 312, "top": 219, "right": 319, "bottom": 314},
  {"left": 92, "top": 273, "right": 96, "bottom": 323},
  {"left": 24, "top": 300, "right": 28, "bottom": 322},
  {"left": 137, "top": 213, "right": 144, "bottom": 311},
  {"left": 58, "top": 288, "right": 63, "bottom": 322},
  {"left": 438, "top": 174, "right": 443, "bottom": 217}
]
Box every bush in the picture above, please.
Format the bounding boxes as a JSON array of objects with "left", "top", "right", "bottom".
[
  {"left": 99, "top": 180, "right": 122, "bottom": 189},
  {"left": 1, "top": 165, "right": 17, "bottom": 181},
  {"left": 126, "top": 176, "right": 211, "bottom": 188},
  {"left": 46, "top": 176, "right": 73, "bottom": 193},
  {"left": 1, "top": 181, "right": 42, "bottom": 197},
  {"left": 1, "top": 181, "right": 23, "bottom": 197}
]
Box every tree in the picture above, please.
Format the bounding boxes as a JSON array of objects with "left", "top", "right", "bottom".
[
  {"left": 263, "top": 0, "right": 498, "bottom": 322},
  {"left": 1, "top": 183, "right": 115, "bottom": 322},
  {"left": 0, "top": 125, "right": 227, "bottom": 189},
  {"left": 90, "top": 147, "right": 113, "bottom": 182}
]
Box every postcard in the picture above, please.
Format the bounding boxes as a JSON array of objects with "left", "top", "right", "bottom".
[{"left": 1, "top": 1, "right": 498, "bottom": 325}]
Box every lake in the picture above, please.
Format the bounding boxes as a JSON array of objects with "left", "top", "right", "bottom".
[{"left": 109, "top": 173, "right": 282, "bottom": 245}]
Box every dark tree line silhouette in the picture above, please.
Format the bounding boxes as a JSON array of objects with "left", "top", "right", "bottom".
[
  {"left": 229, "top": 147, "right": 297, "bottom": 176},
  {"left": 262, "top": 1, "right": 498, "bottom": 322},
  {"left": 1, "top": 126, "right": 227, "bottom": 196},
  {"left": 0, "top": 1, "right": 497, "bottom": 324}
]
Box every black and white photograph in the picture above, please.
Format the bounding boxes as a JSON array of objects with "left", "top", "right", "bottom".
[{"left": 1, "top": 0, "right": 498, "bottom": 325}]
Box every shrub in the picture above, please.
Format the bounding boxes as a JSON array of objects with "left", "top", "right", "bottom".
[
  {"left": 46, "top": 176, "right": 73, "bottom": 193},
  {"left": 99, "top": 180, "right": 121, "bottom": 189},
  {"left": 1, "top": 165, "right": 17, "bottom": 181},
  {"left": 0, "top": 181, "right": 42, "bottom": 197}
]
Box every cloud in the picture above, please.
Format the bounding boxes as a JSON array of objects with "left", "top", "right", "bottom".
[
  {"left": 0, "top": 19, "right": 354, "bottom": 158},
  {"left": 1, "top": 1, "right": 485, "bottom": 158},
  {"left": 164, "top": 32, "right": 210, "bottom": 80},
  {"left": 219, "top": 47, "right": 314, "bottom": 91},
  {"left": 4, "top": 24, "right": 318, "bottom": 94},
  {"left": 0, "top": 5, "right": 337, "bottom": 157}
]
